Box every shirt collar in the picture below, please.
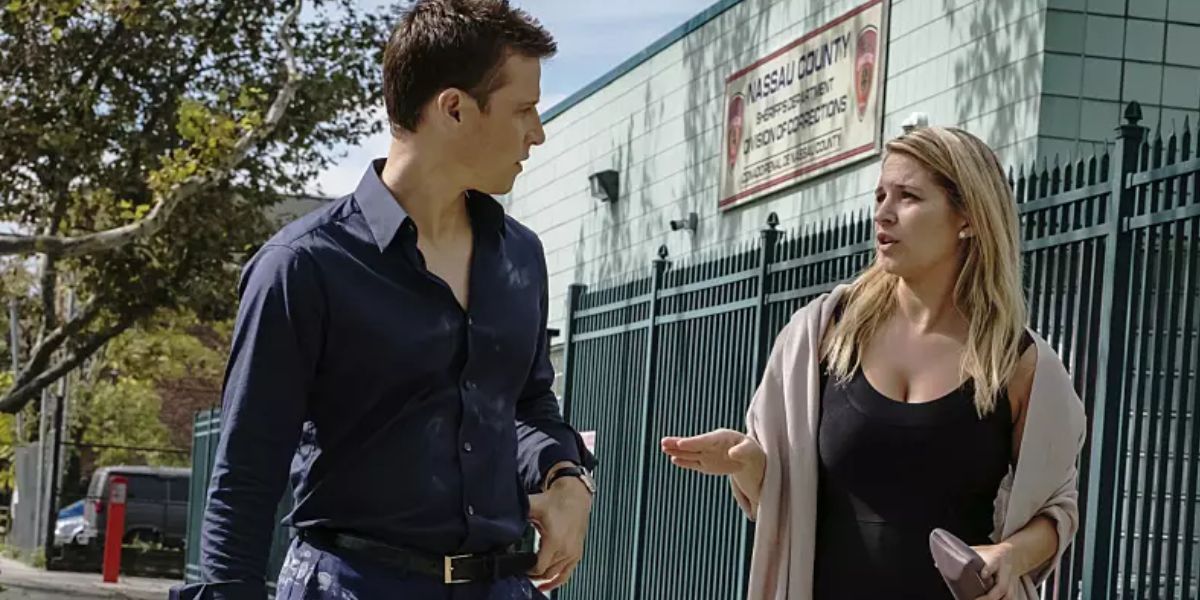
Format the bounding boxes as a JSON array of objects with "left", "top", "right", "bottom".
[{"left": 355, "top": 158, "right": 508, "bottom": 253}]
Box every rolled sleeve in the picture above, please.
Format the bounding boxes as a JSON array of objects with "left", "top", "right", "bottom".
[{"left": 197, "top": 244, "right": 324, "bottom": 597}]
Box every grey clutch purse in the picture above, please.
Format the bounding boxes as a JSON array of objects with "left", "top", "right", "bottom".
[{"left": 929, "top": 528, "right": 994, "bottom": 600}]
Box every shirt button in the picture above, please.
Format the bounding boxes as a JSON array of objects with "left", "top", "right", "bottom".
[
  {"left": 467, "top": 316, "right": 474, "bottom": 326},
  {"left": 463, "top": 442, "right": 473, "bottom": 453},
  {"left": 463, "top": 380, "right": 476, "bottom": 391},
  {"left": 467, "top": 505, "right": 475, "bottom": 516}
]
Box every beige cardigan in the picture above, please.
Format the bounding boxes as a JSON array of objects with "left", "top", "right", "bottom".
[{"left": 731, "top": 286, "right": 1087, "bottom": 600}]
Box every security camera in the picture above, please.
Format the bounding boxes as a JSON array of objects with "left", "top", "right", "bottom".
[{"left": 902, "top": 112, "right": 929, "bottom": 133}]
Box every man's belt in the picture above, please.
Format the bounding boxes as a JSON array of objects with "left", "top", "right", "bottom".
[{"left": 299, "top": 529, "right": 537, "bottom": 585}]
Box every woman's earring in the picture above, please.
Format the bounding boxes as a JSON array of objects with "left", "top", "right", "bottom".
[{"left": 958, "top": 231, "right": 970, "bottom": 239}]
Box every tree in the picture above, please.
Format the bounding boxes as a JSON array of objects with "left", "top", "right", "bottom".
[
  {"left": 0, "top": 0, "right": 400, "bottom": 412},
  {"left": 70, "top": 310, "right": 228, "bottom": 470},
  {"left": 0, "top": 372, "right": 15, "bottom": 491}
]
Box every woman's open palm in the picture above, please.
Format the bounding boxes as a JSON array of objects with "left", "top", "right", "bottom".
[{"left": 661, "top": 428, "right": 763, "bottom": 476}]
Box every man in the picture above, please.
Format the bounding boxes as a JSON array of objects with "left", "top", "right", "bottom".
[{"left": 173, "top": 1, "right": 596, "bottom": 598}]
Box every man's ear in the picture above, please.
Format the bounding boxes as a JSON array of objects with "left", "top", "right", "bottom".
[{"left": 436, "top": 89, "right": 464, "bottom": 123}]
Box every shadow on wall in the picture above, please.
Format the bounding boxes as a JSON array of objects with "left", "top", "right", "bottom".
[
  {"left": 573, "top": 88, "right": 648, "bottom": 286},
  {"left": 949, "top": 0, "right": 1042, "bottom": 163}
]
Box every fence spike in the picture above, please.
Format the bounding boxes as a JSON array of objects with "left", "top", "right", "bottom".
[
  {"left": 1038, "top": 157, "right": 1050, "bottom": 199},
  {"left": 1167, "top": 125, "right": 1179, "bottom": 165},
  {"left": 1181, "top": 116, "right": 1192, "bottom": 161},
  {"left": 1015, "top": 163, "right": 1027, "bottom": 204},
  {"left": 1151, "top": 128, "right": 1164, "bottom": 168},
  {"left": 1052, "top": 155, "right": 1062, "bottom": 194}
]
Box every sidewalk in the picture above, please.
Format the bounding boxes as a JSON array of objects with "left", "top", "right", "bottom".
[{"left": 0, "top": 557, "right": 176, "bottom": 599}]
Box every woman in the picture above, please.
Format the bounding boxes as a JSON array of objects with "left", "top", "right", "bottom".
[{"left": 662, "top": 127, "right": 1086, "bottom": 600}]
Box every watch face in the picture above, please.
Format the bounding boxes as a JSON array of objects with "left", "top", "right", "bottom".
[
  {"left": 550, "top": 466, "right": 596, "bottom": 495},
  {"left": 580, "top": 473, "right": 596, "bottom": 494}
]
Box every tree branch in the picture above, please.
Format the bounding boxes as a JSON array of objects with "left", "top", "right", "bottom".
[
  {"left": 14, "top": 297, "right": 102, "bottom": 390},
  {"left": 0, "top": 312, "right": 138, "bottom": 414},
  {"left": 0, "top": 0, "right": 304, "bottom": 258}
]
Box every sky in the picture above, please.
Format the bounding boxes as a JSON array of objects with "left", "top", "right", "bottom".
[{"left": 307, "top": 0, "right": 719, "bottom": 198}]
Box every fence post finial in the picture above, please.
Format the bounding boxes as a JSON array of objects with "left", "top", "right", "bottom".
[
  {"left": 657, "top": 245, "right": 669, "bottom": 260},
  {"left": 1123, "top": 101, "right": 1143, "bottom": 126},
  {"left": 766, "top": 212, "right": 780, "bottom": 230}
]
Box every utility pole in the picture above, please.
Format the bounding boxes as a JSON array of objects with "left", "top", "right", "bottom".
[
  {"left": 33, "top": 387, "right": 47, "bottom": 556},
  {"left": 41, "top": 391, "right": 63, "bottom": 558},
  {"left": 8, "top": 298, "right": 21, "bottom": 441},
  {"left": 43, "top": 290, "right": 73, "bottom": 559}
]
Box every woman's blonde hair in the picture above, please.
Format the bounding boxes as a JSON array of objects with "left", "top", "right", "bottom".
[{"left": 822, "top": 126, "right": 1027, "bottom": 415}]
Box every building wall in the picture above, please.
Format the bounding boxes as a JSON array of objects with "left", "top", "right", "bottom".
[
  {"left": 509, "top": 0, "right": 1051, "bottom": 331},
  {"left": 1039, "top": 0, "right": 1200, "bottom": 161}
]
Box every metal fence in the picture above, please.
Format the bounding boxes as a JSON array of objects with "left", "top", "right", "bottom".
[
  {"left": 558, "top": 102, "right": 1199, "bottom": 600},
  {"left": 184, "top": 408, "right": 294, "bottom": 594}
]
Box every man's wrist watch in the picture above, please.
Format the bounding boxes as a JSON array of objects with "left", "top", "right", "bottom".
[{"left": 546, "top": 465, "right": 596, "bottom": 496}]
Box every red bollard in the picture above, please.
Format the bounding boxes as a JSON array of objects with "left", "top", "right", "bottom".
[{"left": 101, "top": 475, "right": 128, "bottom": 583}]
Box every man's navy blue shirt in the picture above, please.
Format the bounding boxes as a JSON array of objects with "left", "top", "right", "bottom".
[{"left": 191, "top": 160, "right": 594, "bottom": 597}]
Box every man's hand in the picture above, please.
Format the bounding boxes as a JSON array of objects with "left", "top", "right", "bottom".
[{"left": 527, "top": 462, "right": 593, "bottom": 592}]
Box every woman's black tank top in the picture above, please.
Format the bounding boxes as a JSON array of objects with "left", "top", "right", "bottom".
[{"left": 812, "top": 327, "right": 1033, "bottom": 599}]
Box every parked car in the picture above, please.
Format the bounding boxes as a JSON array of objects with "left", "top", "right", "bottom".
[
  {"left": 54, "top": 499, "right": 90, "bottom": 547},
  {"left": 82, "top": 466, "right": 190, "bottom": 549}
]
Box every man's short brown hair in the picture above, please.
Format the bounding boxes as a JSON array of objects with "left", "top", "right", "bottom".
[{"left": 383, "top": 0, "right": 556, "bottom": 133}]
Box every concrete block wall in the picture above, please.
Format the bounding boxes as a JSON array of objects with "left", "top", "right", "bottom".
[
  {"left": 508, "top": 0, "right": 1051, "bottom": 330},
  {"left": 1040, "top": 0, "right": 1200, "bottom": 162}
]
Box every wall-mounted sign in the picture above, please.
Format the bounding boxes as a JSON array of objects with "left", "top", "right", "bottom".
[{"left": 719, "top": 0, "right": 888, "bottom": 211}]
